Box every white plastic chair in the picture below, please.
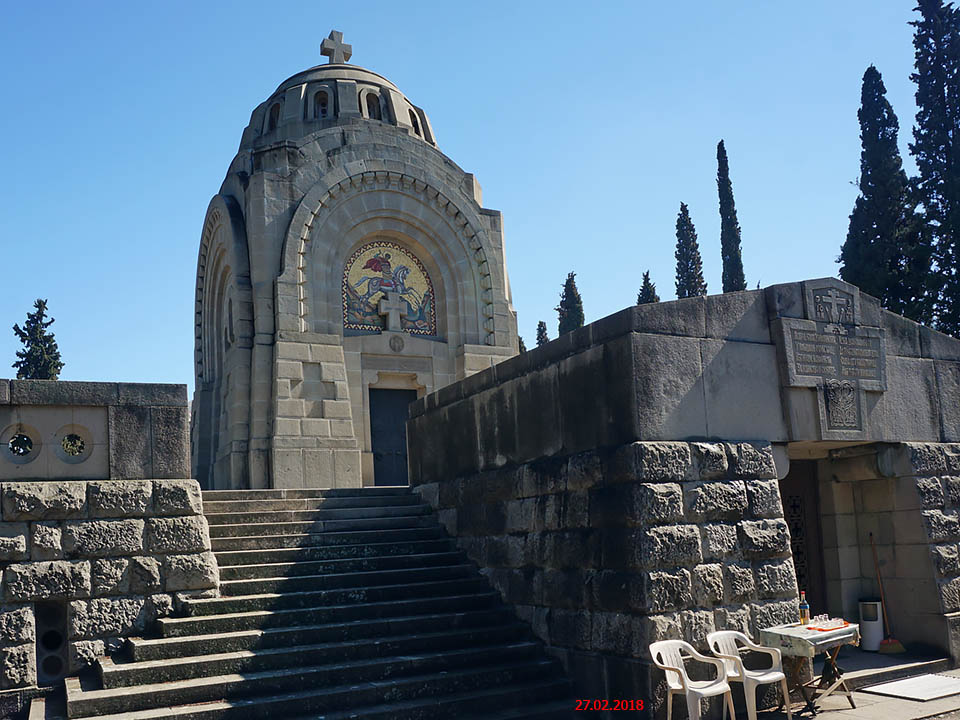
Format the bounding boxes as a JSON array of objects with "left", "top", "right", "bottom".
[
  {"left": 650, "top": 639, "right": 737, "bottom": 720},
  {"left": 707, "top": 630, "right": 792, "bottom": 720}
]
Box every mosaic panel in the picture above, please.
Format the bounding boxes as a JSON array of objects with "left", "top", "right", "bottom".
[{"left": 342, "top": 241, "right": 437, "bottom": 336}]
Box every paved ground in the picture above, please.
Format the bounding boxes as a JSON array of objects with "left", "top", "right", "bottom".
[{"left": 757, "top": 669, "right": 960, "bottom": 719}]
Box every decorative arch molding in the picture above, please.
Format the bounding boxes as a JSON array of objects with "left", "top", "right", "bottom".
[
  {"left": 277, "top": 165, "right": 499, "bottom": 344},
  {"left": 195, "top": 194, "right": 254, "bottom": 384}
]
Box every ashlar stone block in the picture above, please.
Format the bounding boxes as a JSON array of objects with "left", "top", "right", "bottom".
[
  {"left": 611, "top": 442, "right": 692, "bottom": 484},
  {"left": 69, "top": 639, "right": 105, "bottom": 672},
  {"left": 634, "top": 613, "right": 681, "bottom": 658},
  {"left": 129, "top": 556, "right": 162, "bottom": 593},
  {"left": 4, "top": 560, "right": 91, "bottom": 601},
  {"left": 146, "top": 517, "right": 210, "bottom": 554},
  {"left": 723, "top": 562, "right": 756, "bottom": 603},
  {"left": 92, "top": 558, "right": 130, "bottom": 596},
  {"left": 923, "top": 510, "right": 960, "bottom": 542},
  {"left": 62, "top": 519, "right": 145, "bottom": 557},
  {"left": 745, "top": 479, "right": 784, "bottom": 519},
  {"left": 0, "top": 605, "right": 34, "bottom": 645},
  {"left": 753, "top": 559, "right": 798, "bottom": 599},
  {"left": 714, "top": 604, "right": 751, "bottom": 635},
  {"left": 726, "top": 443, "right": 777, "bottom": 480},
  {"left": 751, "top": 599, "right": 799, "bottom": 636},
  {"left": 931, "top": 544, "right": 960, "bottom": 577},
  {"left": 163, "top": 552, "right": 219, "bottom": 591},
  {"left": 0, "top": 644, "right": 35, "bottom": 689},
  {"left": 701, "top": 523, "right": 739, "bottom": 561},
  {"left": 87, "top": 481, "right": 152, "bottom": 518},
  {"left": 31, "top": 521, "right": 63, "bottom": 560},
  {"left": 692, "top": 563, "right": 725, "bottom": 607},
  {"left": 634, "top": 483, "right": 683, "bottom": 526},
  {"left": 638, "top": 525, "right": 702, "bottom": 569},
  {"left": 685, "top": 481, "right": 748, "bottom": 522},
  {"left": 680, "top": 609, "right": 716, "bottom": 650},
  {"left": 915, "top": 477, "right": 946, "bottom": 509},
  {"left": 692, "top": 443, "right": 728, "bottom": 480},
  {"left": 152, "top": 480, "right": 203, "bottom": 516},
  {"left": 2, "top": 482, "right": 86, "bottom": 521},
  {"left": 737, "top": 519, "right": 791, "bottom": 558},
  {"left": 945, "top": 477, "right": 960, "bottom": 507},
  {"left": 643, "top": 569, "right": 692, "bottom": 612},
  {"left": 0, "top": 524, "right": 28, "bottom": 562},
  {"left": 69, "top": 597, "right": 149, "bottom": 639}
]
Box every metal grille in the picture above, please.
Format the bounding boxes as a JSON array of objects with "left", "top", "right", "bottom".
[{"left": 785, "top": 494, "right": 809, "bottom": 592}]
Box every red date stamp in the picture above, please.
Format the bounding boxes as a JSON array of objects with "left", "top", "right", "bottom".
[{"left": 575, "top": 699, "right": 645, "bottom": 712}]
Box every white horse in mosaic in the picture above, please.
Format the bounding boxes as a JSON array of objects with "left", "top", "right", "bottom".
[{"left": 353, "top": 265, "right": 423, "bottom": 307}]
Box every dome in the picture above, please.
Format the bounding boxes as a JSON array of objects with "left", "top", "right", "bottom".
[{"left": 239, "top": 32, "right": 435, "bottom": 150}]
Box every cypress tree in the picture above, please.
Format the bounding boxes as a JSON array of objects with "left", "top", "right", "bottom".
[
  {"left": 717, "top": 140, "right": 747, "bottom": 292},
  {"left": 518, "top": 336, "right": 527, "bottom": 353},
  {"left": 840, "top": 65, "right": 932, "bottom": 323},
  {"left": 637, "top": 270, "right": 661, "bottom": 304},
  {"left": 910, "top": 0, "right": 960, "bottom": 333},
  {"left": 675, "top": 203, "right": 708, "bottom": 298},
  {"left": 535, "top": 321, "right": 549, "bottom": 347},
  {"left": 556, "top": 272, "right": 585, "bottom": 335},
  {"left": 12, "top": 299, "right": 64, "bottom": 380}
]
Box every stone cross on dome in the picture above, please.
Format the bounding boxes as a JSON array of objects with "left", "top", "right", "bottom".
[{"left": 321, "top": 30, "right": 353, "bottom": 64}]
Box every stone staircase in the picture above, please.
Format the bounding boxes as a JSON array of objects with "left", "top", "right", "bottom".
[{"left": 42, "top": 487, "right": 572, "bottom": 719}]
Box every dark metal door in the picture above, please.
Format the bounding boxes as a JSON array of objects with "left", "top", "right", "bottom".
[
  {"left": 779, "top": 460, "right": 828, "bottom": 615},
  {"left": 369, "top": 388, "right": 417, "bottom": 486}
]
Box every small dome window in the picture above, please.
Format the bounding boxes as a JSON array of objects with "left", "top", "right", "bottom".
[
  {"left": 365, "top": 93, "right": 382, "bottom": 121},
  {"left": 313, "top": 91, "right": 329, "bottom": 119},
  {"left": 408, "top": 110, "right": 421, "bottom": 137},
  {"left": 267, "top": 102, "right": 281, "bottom": 132}
]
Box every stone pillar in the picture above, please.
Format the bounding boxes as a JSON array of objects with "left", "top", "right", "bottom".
[{"left": 270, "top": 332, "right": 361, "bottom": 488}]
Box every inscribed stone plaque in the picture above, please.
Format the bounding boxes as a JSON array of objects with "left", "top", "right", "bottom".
[{"left": 773, "top": 279, "right": 886, "bottom": 440}]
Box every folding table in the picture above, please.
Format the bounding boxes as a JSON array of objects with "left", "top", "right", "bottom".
[{"left": 759, "top": 622, "right": 860, "bottom": 715}]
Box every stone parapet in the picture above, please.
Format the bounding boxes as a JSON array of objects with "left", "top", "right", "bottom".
[
  {"left": 0, "top": 380, "right": 189, "bottom": 481},
  {"left": 413, "top": 441, "right": 797, "bottom": 716},
  {"left": 0, "top": 478, "right": 216, "bottom": 690}
]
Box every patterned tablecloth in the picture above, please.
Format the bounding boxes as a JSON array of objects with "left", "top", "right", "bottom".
[{"left": 759, "top": 622, "right": 861, "bottom": 658}]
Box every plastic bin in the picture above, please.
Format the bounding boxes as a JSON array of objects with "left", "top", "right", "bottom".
[{"left": 859, "top": 599, "right": 883, "bottom": 652}]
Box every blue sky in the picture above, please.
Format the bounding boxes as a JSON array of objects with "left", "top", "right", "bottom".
[{"left": 0, "top": 1, "right": 920, "bottom": 393}]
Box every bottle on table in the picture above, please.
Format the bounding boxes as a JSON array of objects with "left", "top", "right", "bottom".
[{"left": 799, "top": 590, "right": 810, "bottom": 626}]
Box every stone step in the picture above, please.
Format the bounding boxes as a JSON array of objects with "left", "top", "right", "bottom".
[
  {"left": 216, "top": 550, "right": 465, "bottom": 580},
  {"left": 156, "top": 590, "right": 502, "bottom": 637},
  {"left": 218, "top": 563, "right": 474, "bottom": 596},
  {"left": 67, "top": 674, "right": 567, "bottom": 720},
  {"left": 211, "top": 538, "right": 456, "bottom": 566},
  {"left": 209, "top": 525, "right": 445, "bottom": 551},
  {"left": 204, "top": 503, "right": 431, "bottom": 525},
  {"left": 103, "top": 623, "right": 531, "bottom": 688},
  {"left": 201, "top": 487, "right": 412, "bottom": 501},
  {"left": 129, "top": 607, "right": 515, "bottom": 661},
  {"left": 66, "top": 648, "right": 552, "bottom": 717},
  {"left": 179, "top": 576, "right": 489, "bottom": 616},
  {"left": 202, "top": 495, "right": 420, "bottom": 513},
  {"left": 206, "top": 513, "right": 436, "bottom": 538}
]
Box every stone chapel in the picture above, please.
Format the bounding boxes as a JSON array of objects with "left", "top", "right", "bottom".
[{"left": 192, "top": 32, "right": 518, "bottom": 491}]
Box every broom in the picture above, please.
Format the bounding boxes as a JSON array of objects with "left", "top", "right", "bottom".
[{"left": 870, "top": 532, "right": 906, "bottom": 654}]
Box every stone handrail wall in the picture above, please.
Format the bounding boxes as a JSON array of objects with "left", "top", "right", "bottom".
[
  {"left": 414, "top": 440, "right": 798, "bottom": 711},
  {"left": 0, "top": 480, "right": 217, "bottom": 688},
  {"left": 0, "top": 380, "right": 217, "bottom": 694}
]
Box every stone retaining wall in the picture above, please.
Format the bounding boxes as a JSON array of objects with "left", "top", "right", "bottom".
[
  {"left": 0, "top": 479, "right": 217, "bottom": 689},
  {"left": 0, "top": 380, "right": 217, "bottom": 694},
  {"left": 415, "top": 440, "right": 798, "bottom": 713}
]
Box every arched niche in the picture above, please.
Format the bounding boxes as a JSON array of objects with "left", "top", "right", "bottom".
[
  {"left": 278, "top": 168, "right": 500, "bottom": 347},
  {"left": 194, "top": 195, "right": 253, "bottom": 489},
  {"left": 342, "top": 238, "right": 439, "bottom": 338}
]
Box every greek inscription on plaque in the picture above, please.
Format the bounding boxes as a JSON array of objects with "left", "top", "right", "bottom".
[{"left": 789, "top": 327, "right": 882, "bottom": 383}]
